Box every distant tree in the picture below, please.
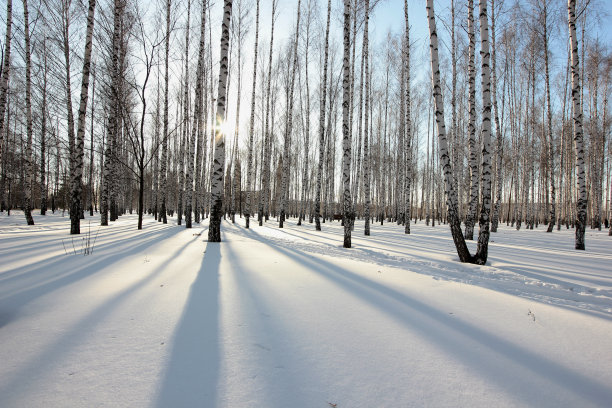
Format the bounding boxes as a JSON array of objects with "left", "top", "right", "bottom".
[
  {"left": 0, "top": 0, "right": 12, "bottom": 212},
  {"left": 314, "top": 0, "right": 331, "bottom": 232},
  {"left": 245, "top": 0, "right": 259, "bottom": 229},
  {"left": 22, "top": 0, "right": 35, "bottom": 225}
]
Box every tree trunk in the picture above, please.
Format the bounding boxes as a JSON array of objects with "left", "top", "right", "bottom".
[
  {"left": 159, "top": 0, "right": 171, "bottom": 224},
  {"left": 363, "top": 0, "right": 371, "bottom": 236},
  {"left": 568, "top": 0, "right": 587, "bottom": 249},
  {"left": 22, "top": 0, "right": 34, "bottom": 225},
  {"left": 70, "top": 0, "right": 96, "bottom": 233},
  {"left": 464, "top": 0, "right": 477, "bottom": 240},
  {"left": 279, "top": 0, "right": 302, "bottom": 228},
  {"left": 403, "top": 0, "right": 412, "bottom": 235},
  {"left": 473, "top": 0, "right": 493, "bottom": 265},
  {"left": 245, "top": 0, "right": 259, "bottom": 229},
  {"left": 208, "top": 0, "right": 233, "bottom": 242},
  {"left": 0, "top": 0, "right": 11, "bottom": 212},
  {"left": 427, "top": 0, "right": 472, "bottom": 263},
  {"left": 314, "top": 0, "right": 331, "bottom": 232}
]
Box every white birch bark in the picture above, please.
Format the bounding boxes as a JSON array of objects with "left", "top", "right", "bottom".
[
  {"left": 341, "top": 0, "right": 353, "bottom": 248},
  {"left": 403, "top": 0, "right": 412, "bottom": 234},
  {"left": 279, "top": 0, "right": 302, "bottom": 228},
  {"left": 464, "top": 0, "right": 478, "bottom": 241},
  {"left": 427, "top": 0, "right": 472, "bottom": 263},
  {"left": 22, "top": 0, "right": 34, "bottom": 225},
  {"left": 208, "top": 0, "right": 233, "bottom": 242},
  {"left": 0, "top": 0, "right": 11, "bottom": 209},
  {"left": 159, "top": 0, "right": 171, "bottom": 224},
  {"left": 363, "top": 0, "right": 371, "bottom": 236},
  {"left": 568, "top": 0, "right": 587, "bottom": 250},
  {"left": 245, "top": 0, "right": 259, "bottom": 229},
  {"left": 70, "top": 0, "right": 96, "bottom": 233},
  {"left": 314, "top": 0, "right": 331, "bottom": 231},
  {"left": 474, "top": 0, "right": 493, "bottom": 265}
]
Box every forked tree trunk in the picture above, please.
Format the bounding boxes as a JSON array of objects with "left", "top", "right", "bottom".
[
  {"left": 208, "top": 0, "right": 233, "bottom": 242},
  {"left": 567, "top": 0, "right": 587, "bottom": 250}
]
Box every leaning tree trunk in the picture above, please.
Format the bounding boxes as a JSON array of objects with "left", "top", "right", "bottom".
[
  {"left": 473, "top": 0, "right": 493, "bottom": 265},
  {"left": 22, "top": 0, "right": 34, "bottom": 225},
  {"left": 245, "top": 0, "right": 259, "bottom": 229},
  {"left": 567, "top": 0, "right": 586, "bottom": 250},
  {"left": 341, "top": 0, "right": 353, "bottom": 248},
  {"left": 427, "top": 0, "right": 472, "bottom": 263},
  {"left": 208, "top": 0, "right": 233, "bottom": 242},
  {"left": 70, "top": 0, "right": 96, "bottom": 233},
  {"left": 314, "top": 0, "right": 331, "bottom": 232}
]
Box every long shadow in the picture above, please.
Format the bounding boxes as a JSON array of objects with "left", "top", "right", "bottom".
[
  {"left": 155, "top": 241, "right": 220, "bottom": 407},
  {"left": 251, "top": 224, "right": 612, "bottom": 321},
  {"left": 0, "top": 233, "right": 203, "bottom": 400},
  {"left": 0, "top": 224, "right": 185, "bottom": 328},
  {"left": 240, "top": 227, "right": 612, "bottom": 407}
]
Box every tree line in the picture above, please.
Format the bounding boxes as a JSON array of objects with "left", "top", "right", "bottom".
[{"left": 0, "top": 0, "right": 609, "bottom": 260}]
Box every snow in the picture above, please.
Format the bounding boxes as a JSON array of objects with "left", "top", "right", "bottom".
[{"left": 1, "top": 211, "right": 611, "bottom": 407}]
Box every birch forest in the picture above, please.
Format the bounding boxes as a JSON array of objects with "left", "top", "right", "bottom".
[{"left": 1, "top": 0, "right": 611, "bottom": 258}]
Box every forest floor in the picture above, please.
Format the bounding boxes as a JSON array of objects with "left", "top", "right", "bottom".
[{"left": 1, "top": 210, "right": 611, "bottom": 407}]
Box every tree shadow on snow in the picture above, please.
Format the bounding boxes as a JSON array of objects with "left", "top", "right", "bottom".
[
  {"left": 155, "top": 241, "right": 220, "bottom": 407},
  {"left": 236, "top": 226, "right": 612, "bottom": 407}
]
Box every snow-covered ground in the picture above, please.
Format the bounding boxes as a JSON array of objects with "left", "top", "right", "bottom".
[{"left": 1, "top": 211, "right": 611, "bottom": 407}]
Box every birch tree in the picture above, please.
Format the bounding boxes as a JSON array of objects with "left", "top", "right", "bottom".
[
  {"left": 0, "top": 0, "right": 11, "bottom": 212},
  {"left": 22, "top": 0, "right": 34, "bottom": 225},
  {"left": 245, "top": 0, "right": 259, "bottom": 229},
  {"left": 279, "top": 0, "right": 302, "bottom": 228},
  {"left": 403, "top": 0, "right": 411, "bottom": 234},
  {"left": 474, "top": 0, "right": 493, "bottom": 265},
  {"left": 158, "top": 0, "right": 171, "bottom": 224},
  {"left": 363, "top": 0, "right": 371, "bottom": 236},
  {"left": 70, "top": 0, "right": 96, "bottom": 233},
  {"left": 464, "top": 0, "right": 478, "bottom": 240},
  {"left": 208, "top": 0, "right": 233, "bottom": 242},
  {"left": 568, "top": 0, "right": 586, "bottom": 250},
  {"left": 314, "top": 0, "right": 331, "bottom": 231},
  {"left": 341, "top": 0, "right": 353, "bottom": 248},
  {"left": 427, "top": 0, "right": 472, "bottom": 263}
]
